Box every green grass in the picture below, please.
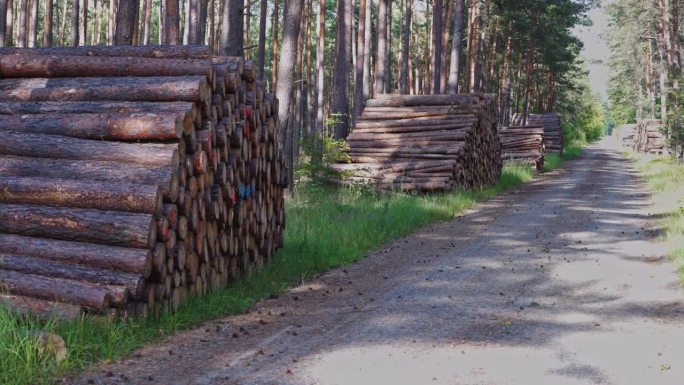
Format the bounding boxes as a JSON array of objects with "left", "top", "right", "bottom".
[
  {"left": 0, "top": 164, "right": 536, "bottom": 385},
  {"left": 625, "top": 153, "right": 684, "bottom": 284},
  {"left": 543, "top": 142, "right": 584, "bottom": 172}
]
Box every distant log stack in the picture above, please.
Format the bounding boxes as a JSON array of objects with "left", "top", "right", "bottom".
[
  {"left": 618, "top": 123, "right": 637, "bottom": 147},
  {"left": 0, "top": 46, "right": 286, "bottom": 318},
  {"left": 633, "top": 120, "right": 668, "bottom": 155},
  {"left": 499, "top": 125, "right": 545, "bottom": 170},
  {"left": 331, "top": 94, "right": 502, "bottom": 192},
  {"left": 513, "top": 113, "right": 563, "bottom": 155}
]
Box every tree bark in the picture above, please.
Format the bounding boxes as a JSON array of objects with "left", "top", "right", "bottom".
[
  {"left": 0, "top": 233, "right": 151, "bottom": 276},
  {"left": 0, "top": 203, "right": 156, "bottom": 249},
  {"left": 362, "top": 0, "right": 371, "bottom": 98},
  {"left": 522, "top": 42, "right": 534, "bottom": 124},
  {"left": 257, "top": 0, "right": 267, "bottom": 79},
  {"left": 0, "top": 176, "right": 163, "bottom": 214},
  {"left": 43, "top": 0, "right": 54, "bottom": 46},
  {"left": 271, "top": 0, "right": 278, "bottom": 90},
  {"left": 70, "top": 0, "right": 79, "bottom": 46},
  {"left": 400, "top": 0, "right": 411, "bottom": 94},
  {"left": 431, "top": 0, "right": 443, "bottom": 94},
  {"left": 276, "top": 0, "right": 304, "bottom": 187},
  {"left": 142, "top": 0, "right": 151, "bottom": 44},
  {"left": 78, "top": 0, "right": 87, "bottom": 45},
  {"left": 17, "top": 0, "right": 27, "bottom": 47},
  {"left": 353, "top": 0, "right": 367, "bottom": 120},
  {"left": 447, "top": 0, "right": 463, "bottom": 93},
  {"left": 374, "top": 0, "right": 388, "bottom": 95},
  {"left": 27, "top": 0, "right": 37, "bottom": 47},
  {"left": 331, "top": 0, "right": 352, "bottom": 139},
  {"left": 0, "top": 155, "right": 179, "bottom": 200},
  {"left": 108, "top": 0, "right": 117, "bottom": 45},
  {"left": 313, "top": 0, "right": 324, "bottom": 135},
  {"left": 221, "top": 0, "right": 243, "bottom": 55},
  {"left": 114, "top": 0, "right": 136, "bottom": 44},
  {"left": 0, "top": 112, "right": 184, "bottom": 140},
  {"left": 0, "top": 131, "right": 179, "bottom": 166},
  {"left": 163, "top": 0, "right": 180, "bottom": 44},
  {"left": 0, "top": 0, "right": 6, "bottom": 47}
]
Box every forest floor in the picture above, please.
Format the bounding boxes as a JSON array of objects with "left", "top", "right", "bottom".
[{"left": 69, "top": 138, "right": 684, "bottom": 385}]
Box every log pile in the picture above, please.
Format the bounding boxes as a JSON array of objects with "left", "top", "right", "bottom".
[
  {"left": 618, "top": 123, "right": 637, "bottom": 147},
  {"left": 499, "top": 125, "right": 545, "bottom": 170},
  {"left": 331, "top": 94, "right": 502, "bottom": 192},
  {"left": 0, "top": 46, "right": 286, "bottom": 318},
  {"left": 513, "top": 113, "right": 563, "bottom": 154},
  {"left": 633, "top": 120, "right": 668, "bottom": 155}
]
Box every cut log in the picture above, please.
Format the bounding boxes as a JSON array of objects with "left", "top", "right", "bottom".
[
  {"left": 0, "top": 76, "right": 210, "bottom": 103},
  {"left": 0, "top": 156, "right": 179, "bottom": 200},
  {"left": 0, "top": 203, "right": 157, "bottom": 248},
  {"left": 0, "top": 175, "right": 163, "bottom": 214},
  {"left": 0, "top": 294, "right": 82, "bottom": 319},
  {"left": 0, "top": 132, "right": 179, "bottom": 166},
  {"left": 0, "top": 112, "right": 183, "bottom": 140},
  {"left": 0, "top": 269, "right": 124, "bottom": 309},
  {"left": 0, "top": 234, "right": 151, "bottom": 276},
  {"left": 0, "top": 101, "right": 196, "bottom": 116}
]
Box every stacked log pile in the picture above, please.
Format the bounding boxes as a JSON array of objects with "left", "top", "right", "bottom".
[
  {"left": 331, "top": 94, "right": 501, "bottom": 192},
  {"left": 499, "top": 125, "right": 545, "bottom": 170},
  {"left": 513, "top": 113, "right": 563, "bottom": 154},
  {"left": 618, "top": 123, "right": 637, "bottom": 147},
  {"left": 0, "top": 46, "right": 286, "bottom": 318},
  {"left": 633, "top": 120, "right": 668, "bottom": 155}
]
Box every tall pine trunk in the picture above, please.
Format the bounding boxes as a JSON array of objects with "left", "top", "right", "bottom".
[
  {"left": 447, "top": 0, "right": 463, "bottom": 93},
  {"left": 353, "top": 0, "right": 367, "bottom": 120},
  {"left": 276, "top": 0, "right": 304, "bottom": 187},
  {"left": 43, "top": 0, "right": 54, "bottom": 46},
  {"left": 374, "top": 0, "right": 387, "bottom": 95},
  {"left": 78, "top": 0, "right": 87, "bottom": 45},
  {"left": 114, "top": 0, "right": 137, "bottom": 44},
  {"left": 221, "top": 0, "right": 243, "bottom": 55},
  {"left": 362, "top": 0, "right": 371, "bottom": 99},
  {"left": 0, "top": 0, "right": 7, "bottom": 47},
  {"left": 17, "top": 0, "right": 27, "bottom": 47},
  {"left": 313, "top": 0, "right": 325, "bottom": 135},
  {"left": 431, "top": 0, "right": 442, "bottom": 94},
  {"left": 331, "top": 0, "right": 352, "bottom": 139},
  {"left": 257, "top": 0, "right": 267, "bottom": 79},
  {"left": 271, "top": 0, "right": 279, "bottom": 90},
  {"left": 27, "top": 0, "right": 37, "bottom": 46},
  {"left": 163, "top": 0, "right": 179, "bottom": 44},
  {"left": 70, "top": 0, "right": 79, "bottom": 45},
  {"left": 400, "top": 0, "right": 411, "bottom": 94}
]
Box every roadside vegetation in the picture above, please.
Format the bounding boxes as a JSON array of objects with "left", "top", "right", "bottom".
[
  {"left": 0, "top": 163, "right": 537, "bottom": 385},
  {"left": 625, "top": 153, "right": 684, "bottom": 283}
]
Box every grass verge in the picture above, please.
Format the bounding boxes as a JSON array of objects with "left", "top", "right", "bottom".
[
  {"left": 543, "top": 141, "right": 584, "bottom": 172},
  {"left": 624, "top": 152, "right": 684, "bottom": 284},
  {"left": 0, "top": 164, "right": 536, "bottom": 385}
]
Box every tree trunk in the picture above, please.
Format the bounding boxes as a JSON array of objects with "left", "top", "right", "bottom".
[
  {"left": 70, "top": 0, "right": 79, "bottom": 46},
  {"left": 362, "top": 0, "right": 371, "bottom": 98},
  {"left": 108, "top": 0, "right": 118, "bottom": 45},
  {"left": 115, "top": 0, "right": 138, "bottom": 44},
  {"left": 276, "top": 0, "right": 304, "bottom": 187},
  {"left": 58, "top": 0, "right": 68, "bottom": 45},
  {"left": 431, "top": 0, "right": 443, "bottom": 94},
  {"left": 400, "top": 0, "right": 411, "bottom": 94},
  {"left": 522, "top": 42, "right": 534, "bottom": 124},
  {"left": 439, "top": 0, "right": 452, "bottom": 92},
  {"left": 313, "top": 0, "right": 324, "bottom": 135},
  {"left": 385, "top": 0, "right": 391, "bottom": 93},
  {"left": 271, "top": 0, "right": 278, "bottom": 90},
  {"left": 331, "top": 0, "right": 352, "bottom": 139},
  {"left": 78, "top": 0, "right": 87, "bottom": 45},
  {"left": 221, "top": 0, "right": 243, "bottom": 55},
  {"left": 353, "top": 0, "right": 367, "bottom": 119},
  {"left": 162, "top": 0, "right": 179, "bottom": 43},
  {"left": 141, "top": 0, "right": 151, "bottom": 44},
  {"left": 447, "top": 0, "right": 463, "bottom": 93},
  {"left": 43, "top": 0, "right": 54, "bottom": 46},
  {"left": 257, "top": 0, "right": 267, "bottom": 79},
  {"left": 0, "top": 0, "right": 7, "bottom": 47},
  {"left": 17, "top": 0, "right": 27, "bottom": 47},
  {"left": 374, "top": 0, "right": 387, "bottom": 95},
  {"left": 27, "top": 0, "right": 37, "bottom": 47}
]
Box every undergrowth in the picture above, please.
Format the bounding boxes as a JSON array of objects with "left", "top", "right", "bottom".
[{"left": 0, "top": 164, "right": 536, "bottom": 385}]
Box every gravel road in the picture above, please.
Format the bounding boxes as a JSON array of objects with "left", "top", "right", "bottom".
[{"left": 72, "top": 138, "right": 684, "bottom": 385}]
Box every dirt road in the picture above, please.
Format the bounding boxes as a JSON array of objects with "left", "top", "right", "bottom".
[{"left": 73, "top": 138, "right": 684, "bottom": 385}]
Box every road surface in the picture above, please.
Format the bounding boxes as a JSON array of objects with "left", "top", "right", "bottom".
[{"left": 72, "top": 138, "right": 684, "bottom": 385}]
